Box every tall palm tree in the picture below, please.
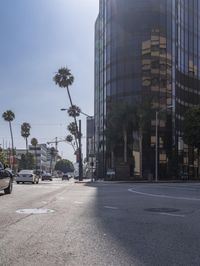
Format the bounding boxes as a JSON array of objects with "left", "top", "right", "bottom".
[
  {"left": 66, "top": 135, "right": 76, "bottom": 152},
  {"left": 2, "top": 110, "right": 15, "bottom": 168},
  {"left": 31, "top": 138, "right": 38, "bottom": 170},
  {"left": 67, "top": 105, "right": 81, "bottom": 117},
  {"left": 53, "top": 67, "right": 79, "bottom": 149},
  {"left": 21, "top": 122, "right": 31, "bottom": 153},
  {"left": 67, "top": 122, "right": 78, "bottom": 138}
]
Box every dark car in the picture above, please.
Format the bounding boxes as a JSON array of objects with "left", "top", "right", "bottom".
[
  {"left": 41, "top": 173, "right": 53, "bottom": 181},
  {"left": 62, "top": 174, "right": 69, "bottom": 180},
  {"left": 0, "top": 163, "right": 13, "bottom": 194}
]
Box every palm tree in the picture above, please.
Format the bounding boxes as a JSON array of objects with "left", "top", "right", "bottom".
[
  {"left": 31, "top": 138, "right": 38, "bottom": 170},
  {"left": 107, "top": 103, "right": 136, "bottom": 164},
  {"left": 2, "top": 110, "right": 15, "bottom": 168},
  {"left": 67, "top": 105, "right": 81, "bottom": 117},
  {"left": 21, "top": 122, "right": 31, "bottom": 153},
  {"left": 53, "top": 67, "right": 79, "bottom": 149},
  {"left": 66, "top": 135, "right": 76, "bottom": 152}
]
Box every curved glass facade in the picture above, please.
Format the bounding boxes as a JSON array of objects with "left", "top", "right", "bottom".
[{"left": 95, "top": 0, "right": 200, "bottom": 179}]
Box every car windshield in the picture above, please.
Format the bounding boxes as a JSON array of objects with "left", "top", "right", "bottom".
[{"left": 19, "top": 170, "right": 33, "bottom": 174}]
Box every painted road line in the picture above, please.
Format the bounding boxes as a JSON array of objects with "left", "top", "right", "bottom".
[
  {"left": 57, "top": 197, "right": 65, "bottom": 200},
  {"left": 16, "top": 208, "right": 55, "bottom": 214},
  {"left": 160, "top": 212, "right": 185, "bottom": 218},
  {"left": 128, "top": 188, "right": 200, "bottom": 201},
  {"left": 104, "top": 206, "right": 118, "bottom": 210},
  {"left": 74, "top": 201, "right": 83, "bottom": 204}
]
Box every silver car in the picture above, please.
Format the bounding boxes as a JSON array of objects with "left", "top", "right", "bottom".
[
  {"left": 16, "top": 170, "right": 39, "bottom": 184},
  {"left": 0, "top": 163, "right": 13, "bottom": 194}
]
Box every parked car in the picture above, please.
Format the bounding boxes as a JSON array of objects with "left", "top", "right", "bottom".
[
  {"left": 16, "top": 170, "right": 39, "bottom": 184},
  {"left": 41, "top": 173, "right": 53, "bottom": 181},
  {"left": 0, "top": 162, "right": 13, "bottom": 194},
  {"left": 62, "top": 174, "right": 69, "bottom": 180}
]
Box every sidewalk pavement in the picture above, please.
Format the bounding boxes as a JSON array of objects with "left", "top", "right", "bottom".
[{"left": 74, "top": 178, "right": 200, "bottom": 184}]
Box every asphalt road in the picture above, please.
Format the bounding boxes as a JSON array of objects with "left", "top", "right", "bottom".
[{"left": 1, "top": 180, "right": 200, "bottom": 266}]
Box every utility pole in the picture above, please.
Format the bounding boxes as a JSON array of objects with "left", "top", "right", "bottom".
[{"left": 78, "top": 120, "right": 83, "bottom": 181}]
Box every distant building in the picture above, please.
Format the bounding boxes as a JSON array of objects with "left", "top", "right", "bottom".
[{"left": 28, "top": 144, "right": 49, "bottom": 171}]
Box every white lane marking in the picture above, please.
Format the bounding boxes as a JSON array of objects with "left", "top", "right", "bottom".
[
  {"left": 16, "top": 208, "right": 55, "bottom": 214},
  {"left": 57, "top": 197, "right": 65, "bottom": 200},
  {"left": 128, "top": 188, "right": 200, "bottom": 201},
  {"left": 74, "top": 201, "right": 83, "bottom": 204},
  {"left": 159, "top": 212, "right": 185, "bottom": 218},
  {"left": 104, "top": 206, "right": 118, "bottom": 210},
  {"left": 153, "top": 185, "right": 200, "bottom": 192}
]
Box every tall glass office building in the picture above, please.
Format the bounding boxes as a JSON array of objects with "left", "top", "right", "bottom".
[{"left": 94, "top": 0, "right": 200, "bottom": 179}]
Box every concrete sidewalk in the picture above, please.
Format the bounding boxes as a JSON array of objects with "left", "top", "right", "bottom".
[{"left": 75, "top": 178, "right": 200, "bottom": 184}]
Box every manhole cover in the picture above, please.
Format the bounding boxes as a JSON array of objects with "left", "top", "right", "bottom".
[
  {"left": 16, "top": 208, "right": 55, "bottom": 214},
  {"left": 144, "top": 208, "right": 180, "bottom": 213}
]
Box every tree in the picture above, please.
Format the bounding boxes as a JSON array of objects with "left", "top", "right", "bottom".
[
  {"left": 67, "top": 105, "right": 81, "bottom": 117},
  {"left": 21, "top": 122, "right": 31, "bottom": 153},
  {"left": 105, "top": 99, "right": 152, "bottom": 177},
  {"left": 53, "top": 67, "right": 78, "bottom": 149},
  {"left": 19, "top": 153, "right": 34, "bottom": 170},
  {"left": 2, "top": 110, "right": 15, "bottom": 168},
  {"left": 55, "top": 159, "right": 74, "bottom": 173},
  {"left": 68, "top": 122, "right": 78, "bottom": 138},
  {"left": 66, "top": 135, "right": 75, "bottom": 152},
  {"left": 0, "top": 147, "right": 6, "bottom": 164},
  {"left": 66, "top": 135, "right": 73, "bottom": 142},
  {"left": 31, "top": 138, "right": 38, "bottom": 169},
  {"left": 183, "top": 106, "right": 200, "bottom": 177},
  {"left": 183, "top": 106, "right": 200, "bottom": 149},
  {"left": 106, "top": 102, "right": 137, "bottom": 164}
]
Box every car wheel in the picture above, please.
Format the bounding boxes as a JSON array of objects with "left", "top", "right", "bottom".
[
  {"left": 36, "top": 180, "right": 39, "bottom": 184},
  {"left": 32, "top": 181, "right": 35, "bottom": 184},
  {"left": 17, "top": 181, "right": 19, "bottom": 184},
  {"left": 4, "top": 179, "right": 13, "bottom": 194}
]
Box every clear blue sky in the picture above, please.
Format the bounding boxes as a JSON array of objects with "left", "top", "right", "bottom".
[{"left": 0, "top": 0, "right": 99, "bottom": 162}]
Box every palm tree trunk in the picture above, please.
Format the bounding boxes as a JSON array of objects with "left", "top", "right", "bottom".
[
  {"left": 35, "top": 147, "right": 37, "bottom": 170},
  {"left": 139, "top": 129, "right": 143, "bottom": 178},
  {"left": 111, "top": 148, "right": 114, "bottom": 168},
  {"left": 66, "top": 86, "right": 79, "bottom": 150},
  {"left": 123, "top": 128, "right": 127, "bottom": 163},
  {"left": 26, "top": 138, "right": 28, "bottom": 154},
  {"left": 9, "top": 121, "right": 14, "bottom": 169}
]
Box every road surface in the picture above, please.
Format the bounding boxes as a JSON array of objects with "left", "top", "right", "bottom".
[{"left": 1, "top": 180, "right": 200, "bottom": 265}]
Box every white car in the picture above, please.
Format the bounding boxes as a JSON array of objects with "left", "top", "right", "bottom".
[{"left": 16, "top": 170, "right": 39, "bottom": 184}]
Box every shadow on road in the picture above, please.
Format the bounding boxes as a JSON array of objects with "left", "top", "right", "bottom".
[
  {"left": 82, "top": 182, "right": 147, "bottom": 264},
  {"left": 81, "top": 181, "right": 200, "bottom": 266}
]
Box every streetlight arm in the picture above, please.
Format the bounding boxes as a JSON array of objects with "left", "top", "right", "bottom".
[{"left": 60, "top": 108, "right": 93, "bottom": 118}]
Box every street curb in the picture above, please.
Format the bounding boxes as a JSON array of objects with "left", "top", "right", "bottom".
[{"left": 75, "top": 180, "right": 200, "bottom": 184}]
